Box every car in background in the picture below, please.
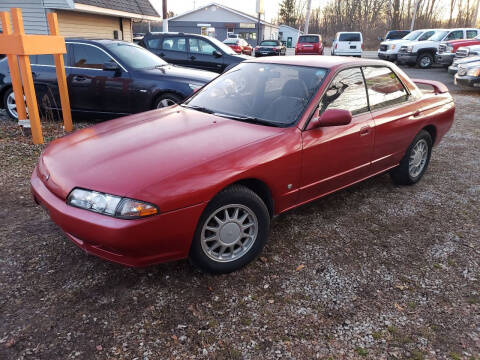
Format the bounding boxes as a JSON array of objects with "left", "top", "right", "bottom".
[
  {"left": 254, "top": 40, "right": 286, "bottom": 57},
  {"left": 397, "top": 28, "right": 480, "bottom": 68},
  {"left": 223, "top": 38, "right": 253, "bottom": 55},
  {"left": 378, "top": 29, "right": 436, "bottom": 62},
  {"left": 383, "top": 30, "right": 411, "bottom": 41},
  {"left": 141, "top": 32, "right": 249, "bottom": 73},
  {"left": 227, "top": 33, "right": 240, "bottom": 39},
  {"left": 295, "top": 34, "right": 324, "bottom": 55},
  {"left": 453, "top": 43, "right": 480, "bottom": 61},
  {"left": 448, "top": 55, "right": 480, "bottom": 74},
  {"left": 454, "top": 61, "right": 480, "bottom": 88},
  {"left": 435, "top": 33, "right": 480, "bottom": 66},
  {"left": 0, "top": 39, "right": 217, "bottom": 120},
  {"left": 31, "top": 56, "right": 455, "bottom": 274},
  {"left": 331, "top": 32, "right": 363, "bottom": 57}
]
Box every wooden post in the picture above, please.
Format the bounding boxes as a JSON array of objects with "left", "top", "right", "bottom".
[
  {"left": 0, "top": 12, "right": 27, "bottom": 122},
  {"left": 47, "top": 12, "right": 72, "bottom": 132},
  {"left": 11, "top": 8, "right": 43, "bottom": 144}
]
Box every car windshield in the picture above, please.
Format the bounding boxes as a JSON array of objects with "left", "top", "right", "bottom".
[
  {"left": 105, "top": 42, "right": 167, "bottom": 69},
  {"left": 403, "top": 30, "right": 422, "bottom": 40},
  {"left": 299, "top": 35, "right": 319, "bottom": 43},
  {"left": 429, "top": 30, "right": 449, "bottom": 41},
  {"left": 207, "top": 36, "right": 237, "bottom": 55},
  {"left": 260, "top": 40, "right": 279, "bottom": 46},
  {"left": 223, "top": 38, "right": 238, "bottom": 44},
  {"left": 339, "top": 33, "right": 361, "bottom": 41},
  {"left": 184, "top": 62, "right": 328, "bottom": 127}
]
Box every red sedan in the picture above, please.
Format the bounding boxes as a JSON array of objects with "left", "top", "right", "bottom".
[
  {"left": 223, "top": 38, "right": 253, "bottom": 55},
  {"left": 31, "top": 57, "right": 455, "bottom": 273}
]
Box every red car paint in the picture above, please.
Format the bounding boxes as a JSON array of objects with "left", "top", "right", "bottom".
[
  {"left": 31, "top": 56, "right": 455, "bottom": 267},
  {"left": 295, "top": 34, "right": 324, "bottom": 55},
  {"left": 443, "top": 37, "right": 480, "bottom": 53},
  {"left": 224, "top": 39, "right": 253, "bottom": 55}
]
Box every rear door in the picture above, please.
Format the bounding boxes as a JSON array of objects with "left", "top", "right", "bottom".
[
  {"left": 157, "top": 35, "right": 189, "bottom": 67},
  {"left": 338, "top": 33, "right": 362, "bottom": 53},
  {"left": 187, "top": 37, "right": 224, "bottom": 72}
]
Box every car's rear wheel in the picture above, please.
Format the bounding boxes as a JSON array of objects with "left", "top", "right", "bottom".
[
  {"left": 417, "top": 53, "right": 434, "bottom": 69},
  {"left": 3, "top": 88, "right": 19, "bottom": 120},
  {"left": 153, "top": 93, "right": 182, "bottom": 109},
  {"left": 189, "top": 185, "right": 270, "bottom": 273},
  {"left": 390, "top": 130, "right": 433, "bottom": 185}
]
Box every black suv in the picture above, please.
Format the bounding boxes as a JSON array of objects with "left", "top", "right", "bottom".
[
  {"left": 0, "top": 39, "right": 217, "bottom": 120},
  {"left": 140, "top": 32, "right": 249, "bottom": 73}
]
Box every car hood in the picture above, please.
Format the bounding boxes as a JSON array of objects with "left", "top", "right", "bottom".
[
  {"left": 138, "top": 64, "right": 218, "bottom": 83},
  {"left": 454, "top": 55, "right": 480, "bottom": 65},
  {"left": 229, "top": 53, "right": 250, "bottom": 60},
  {"left": 464, "top": 44, "right": 480, "bottom": 51},
  {"left": 408, "top": 40, "right": 438, "bottom": 48},
  {"left": 381, "top": 39, "right": 412, "bottom": 46},
  {"left": 40, "top": 107, "right": 283, "bottom": 204}
]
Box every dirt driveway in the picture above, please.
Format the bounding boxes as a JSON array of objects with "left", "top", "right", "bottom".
[{"left": 0, "top": 67, "right": 479, "bottom": 360}]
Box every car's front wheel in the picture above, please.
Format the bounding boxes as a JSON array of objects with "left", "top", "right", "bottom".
[
  {"left": 390, "top": 130, "right": 433, "bottom": 185},
  {"left": 189, "top": 185, "right": 270, "bottom": 273},
  {"left": 153, "top": 92, "right": 182, "bottom": 109},
  {"left": 3, "top": 88, "right": 18, "bottom": 120},
  {"left": 417, "top": 53, "right": 434, "bottom": 69}
]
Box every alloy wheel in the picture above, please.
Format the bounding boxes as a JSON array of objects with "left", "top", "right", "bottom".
[
  {"left": 409, "top": 139, "right": 428, "bottom": 178},
  {"left": 419, "top": 56, "right": 432, "bottom": 68},
  {"left": 6, "top": 91, "right": 18, "bottom": 119},
  {"left": 157, "top": 98, "right": 176, "bottom": 108}
]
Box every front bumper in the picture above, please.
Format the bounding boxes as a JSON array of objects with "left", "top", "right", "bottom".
[
  {"left": 435, "top": 53, "right": 455, "bottom": 65},
  {"left": 454, "top": 75, "right": 480, "bottom": 88},
  {"left": 377, "top": 52, "right": 397, "bottom": 61},
  {"left": 397, "top": 53, "right": 417, "bottom": 64},
  {"left": 448, "top": 65, "right": 458, "bottom": 74},
  {"left": 31, "top": 166, "right": 206, "bottom": 267}
]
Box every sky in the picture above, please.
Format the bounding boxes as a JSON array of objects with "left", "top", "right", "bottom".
[{"left": 150, "top": 0, "right": 327, "bottom": 23}]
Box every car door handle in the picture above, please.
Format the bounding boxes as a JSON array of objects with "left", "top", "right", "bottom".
[
  {"left": 190, "top": 55, "right": 196, "bottom": 60},
  {"left": 74, "top": 75, "right": 87, "bottom": 81},
  {"left": 360, "top": 126, "right": 371, "bottom": 136},
  {"left": 159, "top": 52, "right": 165, "bottom": 57}
]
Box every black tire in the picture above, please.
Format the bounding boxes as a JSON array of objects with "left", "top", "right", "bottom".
[
  {"left": 390, "top": 130, "right": 433, "bottom": 185},
  {"left": 189, "top": 185, "right": 270, "bottom": 274},
  {"left": 153, "top": 92, "right": 182, "bottom": 109},
  {"left": 417, "top": 53, "right": 434, "bottom": 69},
  {"left": 2, "top": 87, "right": 17, "bottom": 121}
]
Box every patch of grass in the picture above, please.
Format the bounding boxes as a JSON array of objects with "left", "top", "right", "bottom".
[
  {"left": 433, "top": 263, "right": 441, "bottom": 269},
  {"left": 372, "top": 331, "right": 383, "bottom": 340},
  {"left": 450, "top": 352, "right": 461, "bottom": 360},
  {"left": 240, "top": 318, "right": 251, "bottom": 326},
  {"left": 355, "top": 347, "right": 368, "bottom": 357},
  {"left": 387, "top": 325, "right": 397, "bottom": 334},
  {"left": 408, "top": 301, "right": 417, "bottom": 310},
  {"left": 410, "top": 349, "right": 425, "bottom": 360},
  {"left": 447, "top": 258, "right": 457, "bottom": 267}
]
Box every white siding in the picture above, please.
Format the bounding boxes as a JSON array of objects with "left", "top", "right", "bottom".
[
  {"left": 173, "top": 5, "right": 254, "bottom": 24},
  {"left": 0, "top": 0, "right": 49, "bottom": 34}
]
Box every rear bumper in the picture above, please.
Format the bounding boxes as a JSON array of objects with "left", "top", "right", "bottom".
[
  {"left": 377, "top": 52, "right": 397, "bottom": 61},
  {"left": 30, "top": 166, "right": 206, "bottom": 267},
  {"left": 332, "top": 51, "right": 362, "bottom": 56},
  {"left": 454, "top": 75, "right": 480, "bottom": 88},
  {"left": 255, "top": 51, "right": 279, "bottom": 57},
  {"left": 435, "top": 53, "right": 455, "bottom": 65}
]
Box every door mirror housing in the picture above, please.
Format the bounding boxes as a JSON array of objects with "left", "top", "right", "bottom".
[
  {"left": 103, "top": 61, "right": 120, "bottom": 72},
  {"left": 212, "top": 50, "right": 222, "bottom": 58},
  {"left": 307, "top": 108, "right": 352, "bottom": 130}
]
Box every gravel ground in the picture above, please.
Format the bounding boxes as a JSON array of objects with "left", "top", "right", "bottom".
[{"left": 0, "top": 67, "right": 479, "bottom": 360}]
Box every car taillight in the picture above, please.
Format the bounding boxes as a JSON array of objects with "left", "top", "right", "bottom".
[
  {"left": 275, "top": 47, "right": 281, "bottom": 52},
  {"left": 335, "top": 43, "right": 338, "bottom": 49},
  {"left": 361, "top": 43, "right": 364, "bottom": 50}
]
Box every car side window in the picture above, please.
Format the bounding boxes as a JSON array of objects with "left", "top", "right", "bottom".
[
  {"left": 72, "top": 44, "right": 111, "bottom": 69},
  {"left": 147, "top": 38, "right": 162, "bottom": 49},
  {"left": 467, "top": 30, "right": 478, "bottom": 39},
  {"left": 162, "top": 37, "right": 186, "bottom": 52},
  {"left": 319, "top": 67, "right": 368, "bottom": 116},
  {"left": 30, "top": 53, "right": 67, "bottom": 66},
  {"left": 189, "top": 38, "right": 216, "bottom": 55},
  {"left": 362, "top": 66, "right": 408, "bottom": 111},
  {"left": 418, "top": 31, "right": 434, "bottom": 41},
  {"left": 445, "top": 30, "right": 464, "bottom": 41}
]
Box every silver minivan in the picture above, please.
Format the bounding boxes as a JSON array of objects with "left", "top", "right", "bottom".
[{"left": 331, "top": 32, "right": 363, "bottom": 57}]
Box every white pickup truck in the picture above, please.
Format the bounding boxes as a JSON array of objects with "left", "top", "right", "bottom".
[{"left": 377, "top": 29, "right": 436, "bottom": 62}]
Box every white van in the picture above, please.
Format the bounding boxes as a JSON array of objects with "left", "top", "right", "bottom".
[{"left": 331, "top": 32, "right": 363, "bottom": 57}]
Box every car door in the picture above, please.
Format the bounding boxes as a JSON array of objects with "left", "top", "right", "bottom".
[
  {"left": 157, "top": 36, "right": 189, "bottom": 67},
  {"left": 444, "top": 30, "right": 464, "bottom": 42},
  {"left": 300, "top": 67, "right": 374, "bottom": 202},
  {"left": 362, "top": 66, "right": 419, "bottom": 172},
  {"left": 69, "top": 43, "right": 131, "bottom": 115},
  {"left": 188, "top": 37, "right": 224, "bottom": 72}
]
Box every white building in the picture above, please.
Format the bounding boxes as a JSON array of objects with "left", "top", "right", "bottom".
[{"left": 279, "top": 24, "right": 303, "bottom": 48}]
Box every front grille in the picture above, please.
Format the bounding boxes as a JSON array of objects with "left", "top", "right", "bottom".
[
  {"left": 399, "top": 45, "right": 408, "bottom": 53},
  {"left": 379, "top": 44, "right": 388, "bottom": 51},
  {"left": 438, "top": 44, "right": 446, "bottom": 53},
  {"left": 456, "top": 49, "right": 469, "bottom": 58}
]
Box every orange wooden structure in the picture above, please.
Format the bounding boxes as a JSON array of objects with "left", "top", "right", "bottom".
[{"left": 0, "top": 8, "right": 72, "bottom": 144}]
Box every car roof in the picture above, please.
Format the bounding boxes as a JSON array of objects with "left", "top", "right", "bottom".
[
  {"left": 246, "top": 55, "right": 389, "bottom": 69},
  {"left": 65, "top": 38, "right": 132, "bottom": 46},
  {"left": 300, "top": 34, "right": 321, "bottom": 37}
]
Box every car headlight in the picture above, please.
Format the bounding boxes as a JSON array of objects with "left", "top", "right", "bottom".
[
  {"left": 466, "top": 68, "right": 480, "bottom": 77},
  {"left": 407, "top": 46, "right": 413, "bottom": 53},
  {"left": 189, "top": 83, "right": 203, "bottom": 91},
  {"left": 446, "top": 45, "right": 454, "bottom": 52},
  {"left": 67, "top": 188, "right": 158, "bottom": 219}
]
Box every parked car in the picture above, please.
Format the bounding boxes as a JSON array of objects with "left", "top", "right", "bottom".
[
  {"left": 382, "top": 30, "right": 411, "bottom": 41},
  {"left": 378, "top": 29, "right": 436, "bottom": 62},
  {"left": 0, "top": 39, "right": 217, "bottom": 120},
  {"left": 397, "top": 28, "right": 480, "bottom": 68},
  {"left": 448, "top": 55, "right": 480, "bottom": 74},
  {"left": 435, "top": 33, "right": 480, "bottom": 66},
  {"left": 223, "top": 38, "right": 253, "bottom": 55},
  {"left": 31, "top": 56, "right": 455, "bottom": 273},
  {"left": 454, "top": 61, "right": 480, "bottom": 87},
  {"left": 227, "top": 34, "right": 240, "bottom": 39},
  {"left": 453, "top": 44, "right": 480, "bottom": 60},
  {"left": 295, "top": 34, "right": 324, "bottom": 55},
  {"left": 141, "top": 32, "right": 249, "bottom": 73},
  {"left": 254, "top": 40, "right": 286, "bottom": 57},
  {"left": 331, "top": 32, "right": 363, "bottom": 57}
]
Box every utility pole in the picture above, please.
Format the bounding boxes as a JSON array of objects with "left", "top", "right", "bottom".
[
  {"left": 473, "top": 0, "right": 480, "bottom": 27},
  {"left": 256, "top": 0, "right": 264, "bottom": 45},
  {"left": 410, "top": 0, "right": 420, "bottom": 31},
  {"left": 304, "top": 0, "right": 312, "bottom": 34},
  {"left": 162, "top": 0, "right": 168, "bottom": 32}
]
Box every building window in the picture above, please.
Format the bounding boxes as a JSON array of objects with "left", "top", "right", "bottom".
[{"left": 200, "top": 27, "right": 207, "bottom": 36}]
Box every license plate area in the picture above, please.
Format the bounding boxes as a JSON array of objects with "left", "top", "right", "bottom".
[{"left": 350, "top": 45, "right": 356, "bottom": 49}]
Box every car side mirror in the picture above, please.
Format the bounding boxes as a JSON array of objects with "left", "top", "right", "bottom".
[
  {"left": 103, "top": 61, "right": 120, "bottom": 72},
  {"left": 307, "top": 108, "right": 352, "bottom": 130},
  {"left": 213, "top": 50, "right": 222, "bottom": 58},
  {"left": 378, "top": 36, "right": 384, "bottom": 41}
]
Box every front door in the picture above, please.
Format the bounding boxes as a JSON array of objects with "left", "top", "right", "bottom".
[{"left": 300, "top": 67, "right": 374, "bottom": 202}]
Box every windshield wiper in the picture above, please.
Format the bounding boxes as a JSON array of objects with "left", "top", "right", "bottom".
[
  {"left": 213, "top": 112, "right": 283, "bottom": 127},
  {"left": 181, "top": 104, "right": 214, "bottom": 114}
]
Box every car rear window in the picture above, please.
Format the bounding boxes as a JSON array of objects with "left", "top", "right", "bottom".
[
  {"left": 260, "top": 40, "right": 279, "bottom": 46},
  {"left": 298, "top": 35, "right": 319, "bottom": 43},
  {"left": 339, "top": 33, "right": 361, "bottom": 42}
]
